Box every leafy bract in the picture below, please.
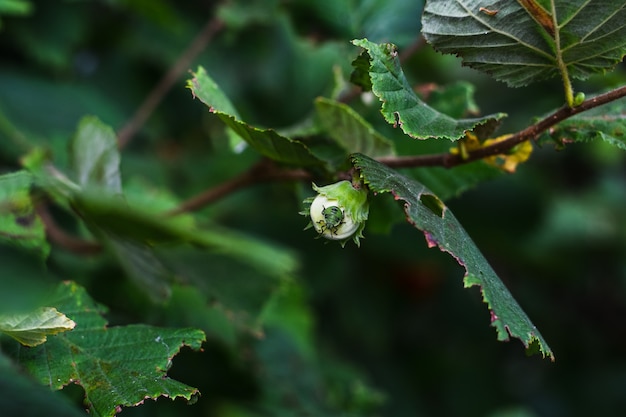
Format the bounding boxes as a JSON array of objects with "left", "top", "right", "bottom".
[
  {"left": 314, "top": 97, "right": 395, "bottom": 157},
  {"left": 0, "top": 307, "right": 75, "bottom": 347},
  {"left": 422, "top": 0, "right": 626, "bottom": 88},
  {"left": 188, "top": 66, "right": 325, "bottom": 166},
  {"left": 0, "top": 170, "right": 49, "bottom": 258},
  {"left": 351, "top": 153, "right": 554, "bottom": 360},
  {"left": 541, "top": 94, "right": 626, "bottom": 150},
  {"left": 351, "top": 39, "right": 506, "bottom": 140},
  {"left": 9, "top": 281, "right": 205, "bottom": 417}
]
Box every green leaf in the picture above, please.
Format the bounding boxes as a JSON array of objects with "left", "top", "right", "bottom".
[
  {"left": 314, "top": 97, "right": 395, "bottom": 157},
  {"left": 105, "top": 236, "right": 174, "bottom": 303},
  {"left": 74, "top": 192, "right": 298, "bottom": 278},
  {"left": 407, "top": 162, "right": 504, "bottom": 201},
  {"left": 0, "top": 352, "right": 86, "bottom": 417},
  {"left": 351, "top": 153, "right": 554, "bottom": 360},
  {"left": 283, "top": 0, "right": 423, "bottom": 48},
  {"left": 69, "top": 115, "right": 121, "bottom": 193},
  {"left": 351, "top": 39, "right": 506, "bottom": 140},
  {"left": 0, "top": 245, "right": 52, "bottom": 315},
  {"left": 74, "top": 192, "right": 296, "bottom": 325},
  {"left": 422, "top": 0, "right": 626, "bottom": 87},
  {"left": 0, "top": 0, "right": 32, "bottom": 16},
  {"left": 188, "top": 66, "right": 325, "bottom": 166},
  {"left": 425, "top": 81, "right": 480, "bottom": 119},
  {"left": 541, "top": 93, "right": 626, "bottom": 149},
  {"left": 0, "top": 307, "right": 75, "bottom": 347},
  {"left": 9, "top": 281, "right": 205, "bottom": 417},
  {"left": 0, "top": 170, "right": 49, "bottom": 258}
]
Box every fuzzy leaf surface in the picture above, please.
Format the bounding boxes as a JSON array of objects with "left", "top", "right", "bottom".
[
  {"left": 422, "top": 0, "right": 626, "bottom": 87},
  {"left": 188, "top": 66, "right": 324, "bottom": 166},
  {"left": 352, "top": 153, "right": 554, "bottom": 360},
  {"left": 9, "top": 282, "right": 205, "bottom": 417},
  {"left": 351, "top": 39, "right": 506, "bottom": 140}
]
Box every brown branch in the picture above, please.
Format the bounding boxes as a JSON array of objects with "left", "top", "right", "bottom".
[
  {"left": 36, "top": 203, "right": 102, "bottom": 256},
  {"left": 377, "top": 85, "right": 626, "bottom": 169},
  {"left": 166, "top": 159, "right": 312, "bottom": 216},
  {"left": 117, "top": 17, "right": 225, "bottom": 149}
]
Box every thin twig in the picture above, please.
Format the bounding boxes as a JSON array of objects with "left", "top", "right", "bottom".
[
  {"left": 36, "top": 203, "right": 102, "bottom": 255},
  {"left": 117, "top": 17, "right": 225, "bottom": 148},
  {"left": 166, "top": 159, "right": 312, "bottom": 215},
  {"left": 377, "top": 85, "right": 626, "bottom": 169}
]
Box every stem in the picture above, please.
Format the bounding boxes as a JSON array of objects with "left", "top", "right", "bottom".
[
  {"left": 117, "top": 18, "right": 224, "bottom": 149},
  {"left": 549, "top": 1, "right": 574, "bottom": 107},
  {"left": 36, "top": 203, "right": 102, "bottom": 255},
  {"left": 377, "top": 85, "right": 626, "bottom": 169},
  {"left": 40, "top": 85, "right": 626, "bottom": 248},
  {"left": 166, "top": 159, "right": 311, "bottom": 215}
]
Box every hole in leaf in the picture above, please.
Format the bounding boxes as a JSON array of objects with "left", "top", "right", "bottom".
[{"left": 420, "top": 194, "right": 444, "bottom": 218}]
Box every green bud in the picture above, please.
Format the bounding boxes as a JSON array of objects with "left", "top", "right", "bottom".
[{"left": 573, "top": 92, "right": 585, "bottom": 106}]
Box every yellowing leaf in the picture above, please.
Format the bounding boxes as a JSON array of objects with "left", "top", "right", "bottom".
[
  {"left": 450, "top": 133, "right": 533, "bottom": 173},
  {"left": 483, "top": 135, "right": 533, "bottom": 173},
  {"left": 0, "top": 307, "right": 75, "bottom": 347}
]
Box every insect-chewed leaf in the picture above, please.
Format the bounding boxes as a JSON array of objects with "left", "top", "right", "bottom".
[
  {"left": 7, "top": 282, "right": 206, "bottom": 417},
  {"left": 351, "top": 153, "right": 554, "bottom": 360},
  {"left": 351, "top": 39, "right": 506, "bottom": 140}
]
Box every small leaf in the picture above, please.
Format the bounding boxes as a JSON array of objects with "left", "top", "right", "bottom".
[
  {"left": 0, "top": 170, "right": 49, "bottom": 258},
  {"left": 188, "top": 66, "right": 325, "bottom": 166},
  {"left": 9, "top": 282, "right": 206, "bottom": 417},
  {"left": 351, "top": 39, "right": 506, "bottom": 140},
  {"left": 0, "top": 307, "right": 75, "bottom": 347},
  {"left": 352, "top": 153, "right": 554, "bottom": 360},
  {"left": 314, "top": 97, "right": 395, "bottom": 157},
  {"left": 69, "top": 115, "right": 121, "bottom": 193},
  {"left": 422, "top": 0, "right": 626, "bottom": 87}
]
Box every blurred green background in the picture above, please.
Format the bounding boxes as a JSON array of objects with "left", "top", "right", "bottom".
[{"left": 1, "top": 1, "right": 626, "bottom": 416}]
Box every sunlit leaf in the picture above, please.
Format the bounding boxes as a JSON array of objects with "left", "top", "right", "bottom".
[
  {"left": 422, "top": 0, "right": 626, "bottom": 87},
  {"left": 351, "top": 39, "right": 506, "bottom": 140},
  {"left": 0, "top": 307, "right": 75, "bottom": 347},
  {"left": 352, "top": 153, "right": 554, "bottom": 360},
  {"left": 8, "top": 282, "right": 205, "bottom": 417}
]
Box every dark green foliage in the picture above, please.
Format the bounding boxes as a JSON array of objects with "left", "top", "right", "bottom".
[{"left": 1, "top": 1, "right": 626, "bottom": 417}]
